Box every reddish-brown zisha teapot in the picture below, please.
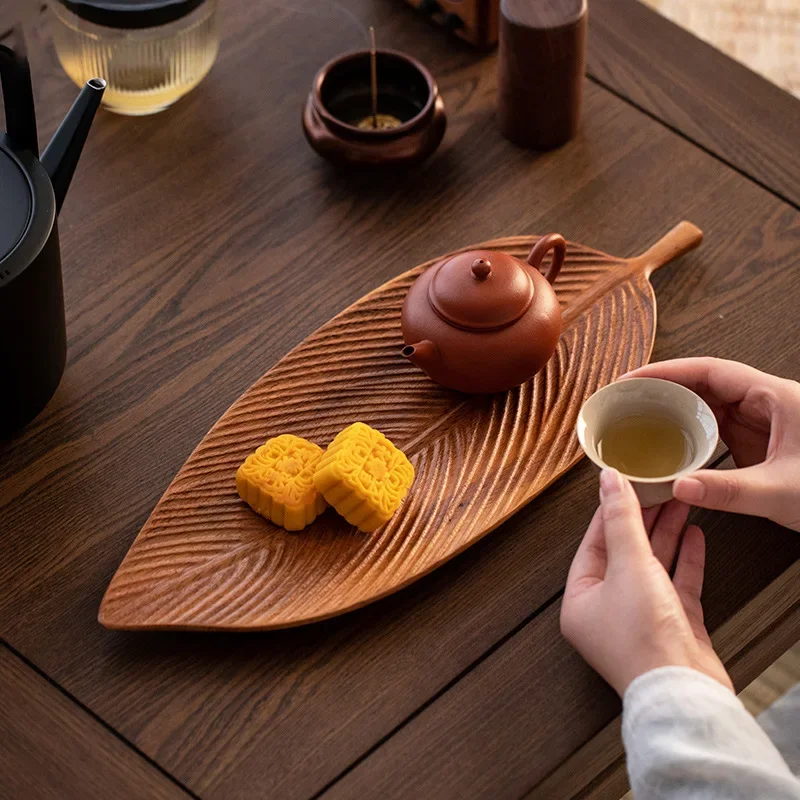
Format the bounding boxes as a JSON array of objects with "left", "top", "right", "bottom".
[{"left": 401, "top": 234, "right": 566, "bottom": 394}]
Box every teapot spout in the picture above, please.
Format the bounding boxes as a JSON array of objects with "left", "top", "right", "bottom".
[
  {"left": 41, "top": 78, "right": 106, "bottom": 215},
  {"left": 401, "top": 340, "right": 440, "bottom": 372}
]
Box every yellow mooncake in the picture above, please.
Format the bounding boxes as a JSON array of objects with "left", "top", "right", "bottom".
[
  {"left": 313, "top": 422, "right": 415, "bottom": 533},
  {"left": 236, "top": 434, "right": 327, "bottom": 531}
]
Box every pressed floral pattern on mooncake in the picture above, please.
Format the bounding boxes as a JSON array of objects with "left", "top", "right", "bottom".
[
  {"left": 313, "top": 422, "right": 415, "bottom": 532},
  {"left": 236, "top": 434, "right": 327, "bottom": 531}
]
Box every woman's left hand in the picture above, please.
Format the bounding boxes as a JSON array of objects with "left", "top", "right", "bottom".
[{"left": 560, "top": 468, "right": 732, "bottom": 697}]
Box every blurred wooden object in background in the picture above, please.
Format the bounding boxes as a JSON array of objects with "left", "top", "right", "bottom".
[
  {"left": 497, "top": 0, "right": 588, "bottom": 150},
  {"left": 403, "top": 0, "right": 499, "bottom": 48}
]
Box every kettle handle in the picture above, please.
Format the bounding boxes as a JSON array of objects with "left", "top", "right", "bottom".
[
  {"left": 527, "top": 233, "right": 566, "bottom": 285},
  {"left": 0, "top": 33, "right": 39, "bottom": 156}
]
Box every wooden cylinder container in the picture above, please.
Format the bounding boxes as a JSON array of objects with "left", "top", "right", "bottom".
[{"left": 497, "top": 0, "right": 588, "bottom": 151}]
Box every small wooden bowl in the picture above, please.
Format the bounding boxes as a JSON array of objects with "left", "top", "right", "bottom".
[{"left": 302, "top": 49, "right": 447, "bottom": 168}]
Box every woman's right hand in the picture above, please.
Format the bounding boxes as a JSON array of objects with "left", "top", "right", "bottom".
[{"left": 625, "top": 358, "right": 800, "bottom": 531}]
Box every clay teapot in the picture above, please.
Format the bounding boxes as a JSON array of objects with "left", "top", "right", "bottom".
[{"left": 401, "top": 234, "right": 566, "bottom": 394}]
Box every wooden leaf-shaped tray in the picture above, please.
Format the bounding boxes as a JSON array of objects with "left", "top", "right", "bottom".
[{"left": 100, "top": 222, "right": 703, "bottom": 631}]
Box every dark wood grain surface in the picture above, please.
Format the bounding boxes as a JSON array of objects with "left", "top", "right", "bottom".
[
  {"left": 0, "top": 1, "right": 27, "bottom": 36},
  {"left": 324, "top": 508, "right": 800, "bottom": 800},
  {"left": 587, "top": 0, "right": 800, "bottom": 207},
  {"left": 0, "top": 645, "right": 192, "bottom": 800},
  {"left": 1, "top": 2, "right": 799, "bottom": 799}
]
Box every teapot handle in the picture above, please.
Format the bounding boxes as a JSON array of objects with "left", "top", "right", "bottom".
[{"left": 527, "top": 233, "right": 566, "bottom": 284}]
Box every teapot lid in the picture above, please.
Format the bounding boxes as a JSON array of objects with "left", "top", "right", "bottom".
[
  {"left": 0, "top": 145, "right": 32, "bottom": 264},
  {"left": 428, "top": 250, "right": 534, "bottom": 331}
]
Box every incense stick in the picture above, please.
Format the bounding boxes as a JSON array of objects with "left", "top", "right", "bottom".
[{"left": 369, "top": 26, "right": 378, "bottom": 128}]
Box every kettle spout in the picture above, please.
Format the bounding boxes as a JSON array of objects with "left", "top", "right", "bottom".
[
  {"left": 41, "top": 78, "right": 106, "bottom": 214},
  {"left": 401, "top": 340, "right": 440, "bottom": 371}
]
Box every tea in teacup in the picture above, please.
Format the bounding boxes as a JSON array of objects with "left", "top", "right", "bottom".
[
  {"left": 598, "top": 414, "right": 693, "bottom": 478},
  {"left": 576, "top": 377, "right": 719, "bottom": 507}
]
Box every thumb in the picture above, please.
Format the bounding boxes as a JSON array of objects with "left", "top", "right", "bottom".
[
  {"left": 600, "top": 469, "right": 651, "bottom": 569},
  {"left": 674, "top": 465, "right": 778, "bottom": 518}
]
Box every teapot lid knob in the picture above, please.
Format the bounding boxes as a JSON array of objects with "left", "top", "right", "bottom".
[
  {"left": 471, "top": 259, "right": 492, "bottom": 281},
  {"left": 428, "top": 249, "right": 535, "bottom": 332}
]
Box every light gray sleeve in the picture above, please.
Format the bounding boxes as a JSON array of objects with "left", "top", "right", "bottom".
[
  {"left": 759, "top": 683, "right": 800, "bottom": 776},
  {"left": 622, "top": 666, "right": 800, "bottom": 800}
]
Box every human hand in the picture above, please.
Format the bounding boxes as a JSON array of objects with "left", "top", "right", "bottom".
[
  {"left": 560, "top": 469, "right": 732, "bottom": 697},
  {"left": 626, "top": 358, "right": 800, "bottom": 531}
]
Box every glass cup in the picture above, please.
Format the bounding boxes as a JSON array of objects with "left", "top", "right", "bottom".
[{"left": 50, "top": 0, "right": 219, "bottom": 116}]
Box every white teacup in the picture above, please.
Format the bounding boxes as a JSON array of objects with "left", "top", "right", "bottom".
[{"left": 577, "top": 378, "right": 719, "bottom": 507}]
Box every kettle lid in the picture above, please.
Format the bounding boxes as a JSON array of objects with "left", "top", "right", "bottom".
[
  {"left": 428, "top": 250, "right": 534, "bottom": 331},
  {"left": 0, "top": 145, "right": 32, "bottom": 264},
  {"left": 58, "top": 0, "right": 208, "bottom": 29}
]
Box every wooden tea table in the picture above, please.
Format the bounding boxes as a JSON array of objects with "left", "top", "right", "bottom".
[{"left": 2, "top": 1, "right": 799, "bottom": 797}]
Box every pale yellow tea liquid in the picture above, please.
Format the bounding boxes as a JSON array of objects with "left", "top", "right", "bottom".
[{"left": 598, "top": 414, "right": 691, "bottom": 478}]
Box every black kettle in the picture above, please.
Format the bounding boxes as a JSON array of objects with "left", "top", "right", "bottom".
[{"left": 0, "top": 36, "right": 104, "bottom": 436}]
